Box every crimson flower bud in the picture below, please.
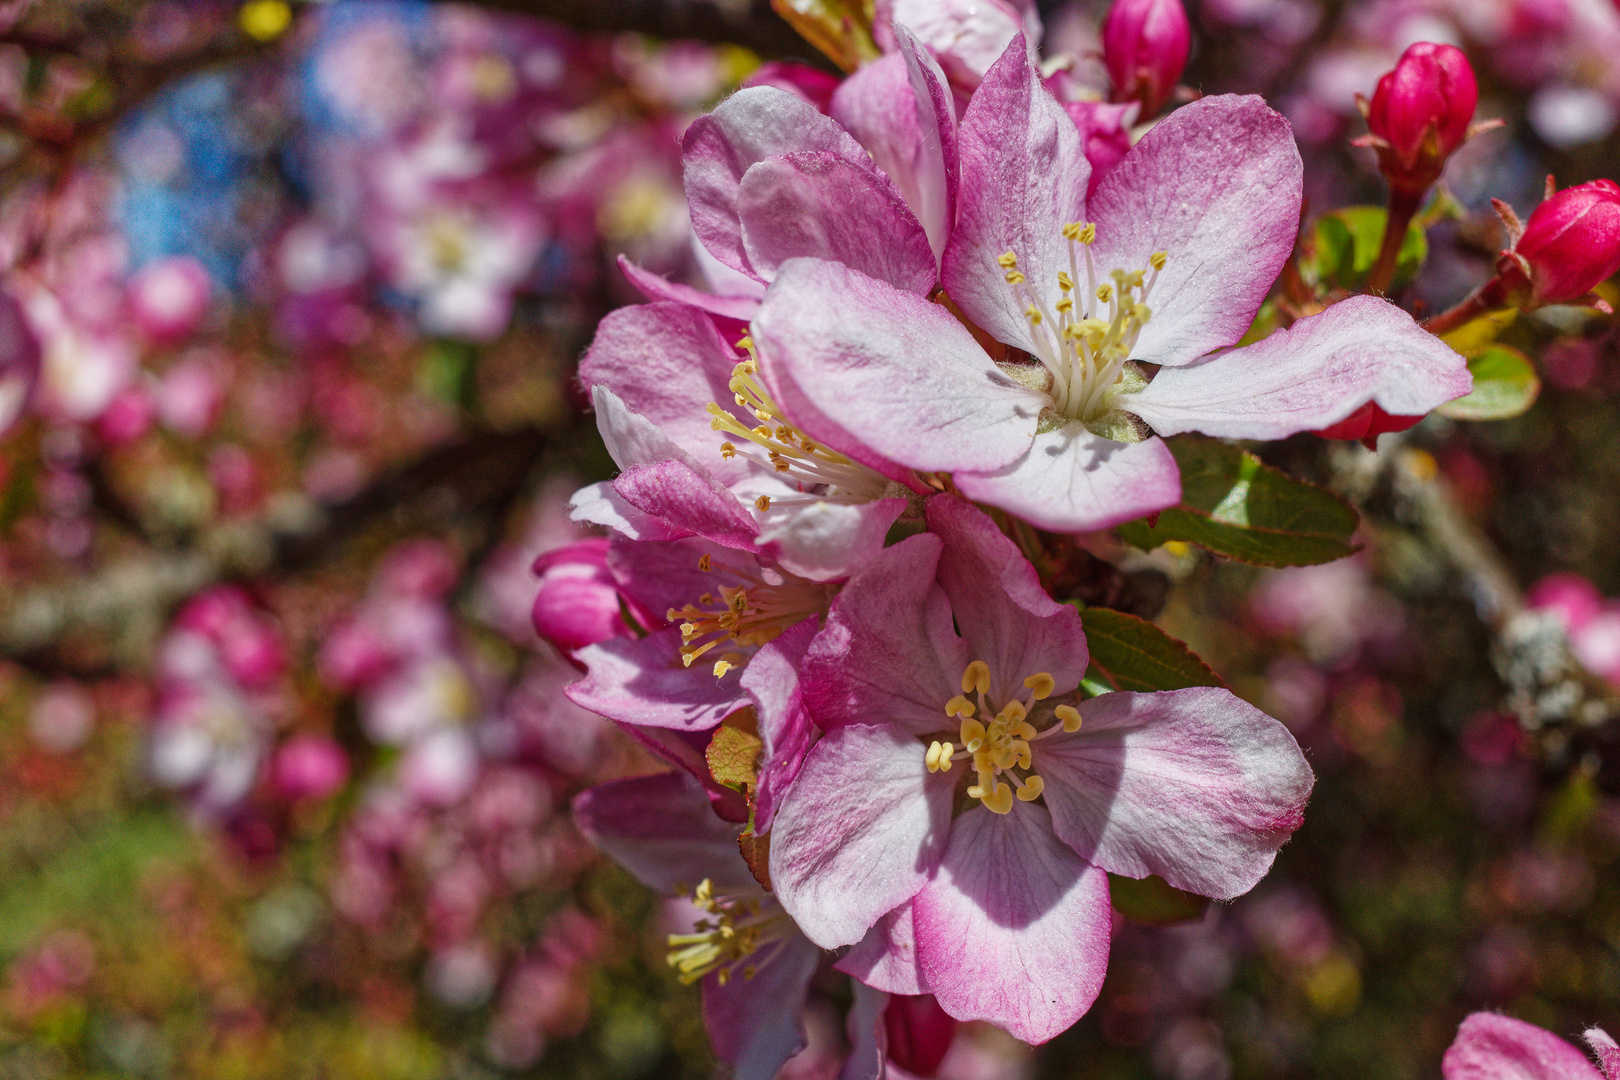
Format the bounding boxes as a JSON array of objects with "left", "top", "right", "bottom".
[
  {"left": 1310, "top": 400, "right": 1424, "bottom": 449},
  {"left": 1513, "top": 178, "right": 1620, "bottom": 306},
  {"left": 1102, "top": 0, "right": 1190, "bottom": 120},
  {"left": 883, "top": 994, "right": 957, "bottom": 1077},
  {"left": 532, "top": 538, "right": 631, "bottom": 655},
  {"left": 1364, "top": 42, "right": 1477, "bottom": 192}
]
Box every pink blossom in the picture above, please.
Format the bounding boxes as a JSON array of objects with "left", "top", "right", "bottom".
[
  {"left": 751, "top": 42, "right": 1467, "bottom": 533},
  {"left": 742, "top": 62, "right": 841, "bottom": 113},
  {"left": 129, "top": 256, "right": 211, "bottom": 343},
  {"left": 767, "top": 498, "right": 1312, "bottom": 1043},
  {"left": 271, "top": 734, "right": 350, "bottom": 800},
  {"left": 1442, "top": 1013, "right": 1619, "bottom": 1080},
  {"left": 1102, "top": 0, "right": 1191, "bottom": 119},
  {"left": 875, "top": 0, "right": 1043, "bottom": 92},
  {"left": 1063, "top": 99, "right": 1140, "bottom": 196}
]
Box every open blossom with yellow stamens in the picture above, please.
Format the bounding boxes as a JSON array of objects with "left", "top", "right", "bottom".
[
  {"left": 766, "top": 497, "right": 1314, "bottom": 1045},
  {"left": 748, "top": 36, "right": 1470, "bottom": 535},
  {"left": 666, "top": 877, "right": 799, "bottom": 986}
]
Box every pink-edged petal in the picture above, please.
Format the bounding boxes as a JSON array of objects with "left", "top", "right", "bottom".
[
  {"left": 925, "top": 496, "right": 1088, "bottom": 700},
  {"left": 841, "top": 981, "right": 891, "bottom": 1080},
  {"left": 617, "top": 255, "right": 761, "bottom": 324},
  {"left": 566, "top": 627, "right": 747, "bottom": 730},
  {"left": 613, "top": 459, "right": 760, "bottom": 551},
  {"left": 830, "top": 33, "right": 958, "bottom": 260},
  {"left": 739, "top": 619, "right": 819, "bottom": 833},
  {"left": 801, "top": 533, "right": 966, "bottom": 735},
  {"left": 768, "top": 723, "right": 955, "bottom": 949},
  {"left": 912, "top": 803, "right": 1111, "bottom": 1044},
  {"left": 941, "top": 35, "right": 1088, "bottom": 357},
  {"left": 752, "top": 258, "right": 1045, "bottom": 474},
  {"left": 836, "top": 899, "right": 928, "bottom": 995},
  {"left": 1037, "top": 687, "right": 1313, "bottom": 900},
  {"left": 758, "top": 496, "right": 909, "bottom": 584},
  {"left": 738, "top": 151, "right": 937, "bottom": 294},
  {"left": 571, "top": 770, "right": 750, "bottom": 893},
  {"left": 605, "top": 534, "right": 720, "bottom": 617},
  {"left": 703, "top": 931, "right": 824, "bottom": 1080},
  {"left": 877, "top": 0, "right": 1040, "bottom": 90},
  {"left": 1585, "top": 1029, "right": 1620, "bottom": 1080},
  {"left": 954, "top": 420, "right": 1182, "bottom": 533},
  {"left": 1443, "top": 1013, "right": 1605, "bottom": 1080},
  {"left": 580, "top": 308, "right": 748, "bottom": 483},
  {"left": 1125, "top": 295, "right": 1472, "bottom": 439},
  {"left": 1088, "top": 95, "right": 1302, "bottom": 367},
  {"left": 569, "top": 480, "right": 687, "bottom": 541},
  {"left": 684, "top": 86, "right": 871, "bottom": 279}
]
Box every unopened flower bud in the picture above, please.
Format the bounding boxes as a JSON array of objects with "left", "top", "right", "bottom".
[
  {"left": 1102, "top": 0, "right": 1191, "bottom": 120},
  {"left": 532, "top": 538, "right": 630, "bottom": 655},
  {"left": 884, "top": 994, "right": 957, "bottom": 1077},
  {"left": 1063, "top": 100, "right": 1139, "bottom": 196},
  {"left": 1310, "top": 400, "right": 1424, "bottom": 448},
  {"left": 1513, "top": 178, "right": 1620, "bottom": 306},
  {"left": 1361, "top": 42, "right": 1478, "bottom": 197}
]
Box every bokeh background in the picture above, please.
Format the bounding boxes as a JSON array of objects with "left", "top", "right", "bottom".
[{"left": 3, "top": 1, "right": 1620, "bottom": 1077}]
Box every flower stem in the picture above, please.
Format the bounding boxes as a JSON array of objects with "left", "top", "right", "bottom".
[
  {"left": 1420, "top": 274, "right": 1514, "bottom": 336},
  {"left": 1365, "top": 185, "right": 1426, "bottom": 296}
]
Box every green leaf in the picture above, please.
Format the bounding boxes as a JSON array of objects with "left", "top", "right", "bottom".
[
  {"left": 1440, "top": 307, "right": 1518, "bottom": 358},
  {"left": 1107, "top": 874, "right": 1210, "bottom": 925},
  {"left": 769, "top": 0, "right": 878, "bottom": 71},
  {"left": 1436, "top": 345, "right": 1540, "bottom": 421},
  {"left": 706, "top": 721, "right": 762, "bottom": 793},
  {"left": 1116, "top": 436, "right": 1360, "bottom": 567},
  {"left": 1075, "top": 606, "right": 1223, "bottom": 694},
  {"left": 1301, "top": 206, "right": 1428, "bottom": 290}
]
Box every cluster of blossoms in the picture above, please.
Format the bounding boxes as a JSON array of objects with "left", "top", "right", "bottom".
[{"left": 537, "top": 0, "right": 1543, "bottom": 1071}]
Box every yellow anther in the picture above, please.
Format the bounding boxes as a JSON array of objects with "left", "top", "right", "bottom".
[
  {"left": 1025, "top": 305, "right": 1042, "bottom": 325},
  {"left": 1016, "top": 742, "right": 1032, "bottom": 770},
  {"left": 720, "top": 442, "right": 737, "bottom": 459},
  {"left": 1016, "top": 721, "right": 1038, "bottom": 741},
  {"left": 1132, "top": 303, "right": 1152, "bottom": 323},
  {"left": 1060, "top": 222, "right": 1084, "bottom": 241},
  {"left": 735, "top": 336, "right": 754, "bottom": 350},
  {"left": 993, "top": 742, "right": 1019, "bottom": 769},
  {"left": 1004, "top": 270, "right": 1026, "bottom": 285},
  {"left": 937, "top": 742, "right": 953, "bottom": 772},
  {"left": 753, "top": 425, "right": 771, "bottom": 438},
  {"left": 945, "top": 695, "right": 977, "bottom": 719},
  {"left": 1023, "top": 672, "right": 1056, "bottom": 700},
  {"left": 997, "top": 699, "right": 1027, "bottom": 725},
  {"left": 1057, "top": 271, "right": 1073, "bottom": 291},
  {"left": 997, "top": 251, "right": 1019, "bottom": 269},
  {"left": 1126, "top": 269, "right": 1145, "bottom": 288},
  {"left": 1079, "top": 223, "right": 1096, "bottom": 244},
  {"left": 982, "top": 780, "right": 1015, "bottom": 815},
  {"left": 925, "top": 741, "right": 943, "bottom": 772},
  {"left": 1096, "top": 283, "right": 1113, "bottom": 303},
  {"left": 1149, "top": 251, "right": 1167, "bottom": 271},
  {"left": 1056, "top": 704, "right": 1082, "bottom": 732},
  {"left": 959, "top": 718, "right": 986, "bottom": 749},
  {"left": 1055, "top": 297, "right": 1074, "bottom": 314},
  {"left": 962, "top": 660, "right": 991, "bottom": 695},
  {"left": 713, "top": 660, "right": 734, "bottom": 678},
  {"left": 698, "top": 554, "right": 712, "bottom": 572},
  {"left": 755, "top": 495, "right": 772, "bottom": 512},
  {"left": 1016, "top": 774, "right": 1045, "bottom": 801}
]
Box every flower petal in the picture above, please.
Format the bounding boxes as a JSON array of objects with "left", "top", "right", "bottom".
[
  {"left": 566, "top": 627, "right": 747, "bottom": 730},
  {"left": 758, "top": 496, "right": 910, "bottom": 584},
  {"left": 739, "top": 618, "right": 819, "bottom": 833},
  {"left": 912, "top": 803, "right": 1111, "bottom": 1044},
  {"left": 1088, "top": 95, "right": 1302, "bottom": 367},
  {"left": 1125, "top": 295, "right": 1473, "bottom": 438},
  {"left": 801, "top": 533, "right": 967, "bottom": 735},
  {"left": 617, "top": 254, "right": 761, "bottom": 326},
  {"left": 703, "top": 931, "right": 824, "bottom": 1080},
  {"left": 941, "top": 34, "right": 1089, "bottom": 357},
  {"left": 1442, "top": 1013, "right": 1605, "bottom": 1080},
  {"left": 953, "top": 420, "right": 1182, "bottom": 532},
  {"left": 840, "top": 981, "right": 892, "bottom": 1080},
  {"left": 739, "top": 151, "right": 937, "bottom": 294},
  {"left": 768, "top": 722, "right": 955, "bottom": 949},
  {"left": 571, "top": 770, "right": 750, "bottom": 893},
  {"left": 569, "top": 480, "right": 687, "bottom": 542},
  {"left": 580, "top": 308, "right": 748, "bottom": 484},
  {"left": 1037, "top": 687, "right": 1313, "bottom": 900},
  {"left": 752, "top": 258, "right": 1045, "bottom": 474},
  {"left": 836, "top": 899, "right": 929, "bottom": 995},
  {"left": 684, "top": 86, "right": 871, "bottom": 279},
  {"left": 925, "top": 495, "right": 1089, "bottom": 701},
  {"left": 613, "top": 459, "right": 760, "bottom": 552}
]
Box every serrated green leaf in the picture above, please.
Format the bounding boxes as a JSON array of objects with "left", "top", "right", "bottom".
[
  {"left": 706, "top": 722, "right": 762, "bottom": 792},
  {"left": 1108, "top": 873, "right": 1210, "bottom": 925},
  {"left": 1301, "top": 206, "right": 1427, "bottom": 291},
  {"left": 1436, "top": 345, "right": 1540, "bottom": 421},
  {"left": 1074, "top": 606, "right": 1223, "bottom": 694},
  {"left": 770, "top": 0, "right": 878, "bottom": 72},
  {"left": 1116, "top": 436, "right": 1360, "bottom": 567}
]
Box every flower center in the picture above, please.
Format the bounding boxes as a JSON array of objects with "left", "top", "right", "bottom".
[
  {"left": 705, "top": 339, "right": 892, "bottom": 511},
  {"left": 924, "top": 659, "right": 1082, "bottom": 815},
  {"left": 666, "top": 551, "right": 834, "bottom": 678},
  {"left": 999, "top": 223, "right": 1166, "bottom": 423},
  {"left": 666, "top": 877, "right": 796, "bottom": 985}
]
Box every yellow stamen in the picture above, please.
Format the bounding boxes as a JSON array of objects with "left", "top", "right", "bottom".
[
  {"left": 945, "top": 695, "right": 976, "bottom": 719},
  {"left": 1023, "top": 672, "right": 1055, "bottom": 700},
  {"left": 1149, "top": 251, "right": 1167, "bottom": 271},
  {"left": 1056, "top": 704, "right": 1082, "bottom": 732},
  {"left": 997, "top": 251, "right": 1019, "bottom": 268},
  {"left": 962, "top": 660, "right": 991, "bottom": 695},
  {"left": 755, "top": 495, "right": 771, "bottom": 512},
  {"left": 1016, "top": 774, "right": 1044, "bottom": 801}
]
